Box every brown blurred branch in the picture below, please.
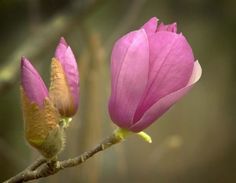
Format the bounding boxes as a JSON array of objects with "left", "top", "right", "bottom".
[
  {"left": 4, "top": 132, "right": 122, "bottom": 183},
  {"left": 105, "top": 0, "right": 147, "bottom": 49},
  {"left": 0, "top": 0, "right": 108, "bottom": 94}
]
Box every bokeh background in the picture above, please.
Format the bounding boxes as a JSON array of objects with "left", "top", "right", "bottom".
[{"left": 0, "top": 0, "right": 236, "bottom": 182}]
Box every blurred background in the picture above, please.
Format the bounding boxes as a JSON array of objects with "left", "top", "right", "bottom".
[{"left": 0, "top": 0, "right": 236, "bottom": 182}]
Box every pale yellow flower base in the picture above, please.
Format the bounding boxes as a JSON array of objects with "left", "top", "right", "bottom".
[{"left": 114, "top": 128, "right": 152, "bottom": 143}]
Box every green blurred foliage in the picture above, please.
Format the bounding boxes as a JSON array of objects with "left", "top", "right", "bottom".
[{"left": 0, "top": 0, "right": 236, "bottom": 182}]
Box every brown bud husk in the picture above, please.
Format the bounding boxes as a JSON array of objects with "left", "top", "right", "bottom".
[
  {"left": 49, "top": 58, "right": 75, "bottom": 117},
  {"left": 21, "top": 87, "right": 64, "bottom": 159}
]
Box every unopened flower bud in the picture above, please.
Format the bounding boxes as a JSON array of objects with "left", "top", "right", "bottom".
[
  {"left": 49, "top": 37, "right": 79, "bottom": 117},
  {"left": 21, "top": 57, "right": 64, "bottom": 158}
]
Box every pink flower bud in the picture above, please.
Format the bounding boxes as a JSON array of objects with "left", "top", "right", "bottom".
[
  {"left": 49, "top": 37, "right": 79, "bottom": 117},
  {"left": 21, "top": 57, "right": 48, "bottom": 107},
  {"left": 20, "top": 57, "right": 63, "bottom": 158},
  {"left": 109, "top": 17, "right": 202, "bottom": 132}
]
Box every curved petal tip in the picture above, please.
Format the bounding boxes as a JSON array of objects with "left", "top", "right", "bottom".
[
  {"left": 187, "top": 60, "right": 202, "bottom": 85},
  {"left": 142, "top": 17, "right": 159, "bottom": 33},
  {"left": 59, "top": 37, "right": 68, "bottom": 47}
]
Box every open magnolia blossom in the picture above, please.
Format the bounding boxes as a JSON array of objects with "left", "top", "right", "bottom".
[
  {"left": 20, "top": 38, "right": 79, "bottom": 158},
  {"left": 109, "top": 17, "right": 202, "bottom": 133}
]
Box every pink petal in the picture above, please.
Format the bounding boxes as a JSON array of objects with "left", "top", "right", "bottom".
[
  {"left": 54, "top": 38, "right": 79, "bottom": 111},
  {"left": 130, "top": 61, "right": 202, "bottom": 132},
  {"left": 142, "top": 17, "right": 158, "bottom": 34},
  {"left": 21, "top": 57, "right": 48, "bottom": 107},
  {"left": 55, "top": 37, "right": 68, "bottom": 61},
  {"left": 109, "top": 29, "right": 149, "bottom": 129},
  {"left": 133, "top": 32, "right": 194, "bottom": 122},
  {"left": 110, "top": 30, "right": 141, "bottom": 93},
  {"left": 61, "top": 47, "right": 79, "bottom": 110}
]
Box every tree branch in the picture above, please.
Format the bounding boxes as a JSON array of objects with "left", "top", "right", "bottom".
[{"left": 3, "top": 132, "right": 123, "bottom": 183}]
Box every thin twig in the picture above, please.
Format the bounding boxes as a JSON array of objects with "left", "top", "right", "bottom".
[
  {"left": 28, "top": 158, "right": 47, "bottom": 171},
  {"left": 3, "top": 132, "right": 122, "bottom": 183}
]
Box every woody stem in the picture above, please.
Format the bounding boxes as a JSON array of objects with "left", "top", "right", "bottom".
[{"left": 3, "top": 132, "right": 123, "bottom": 183}]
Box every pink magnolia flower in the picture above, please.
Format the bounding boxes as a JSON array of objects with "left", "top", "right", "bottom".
[
  {"left": 21, "top": 57, "right": 48, "bottom": 107},
  {"left": 49, "top": 37, "right": 79, "bottom": 117},
  {"left": 109, "top": 17, "right": 202, "bottom": 132}
]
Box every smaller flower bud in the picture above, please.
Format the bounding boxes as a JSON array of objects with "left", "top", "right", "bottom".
[
  {"left": 49, "top": 37, "right": 79, "bottom": 117},
  {"left": 21, "top": 57, "right": 64, "bottom": 158}
]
